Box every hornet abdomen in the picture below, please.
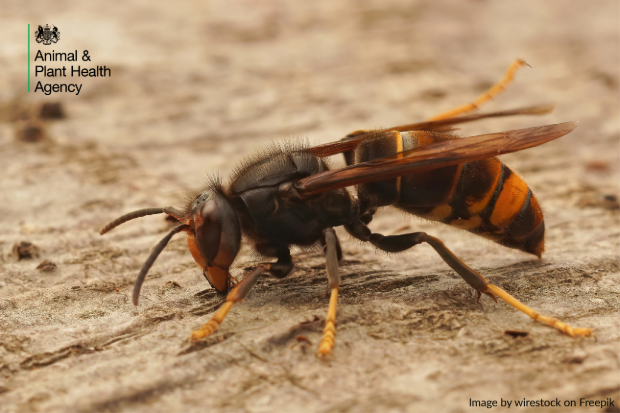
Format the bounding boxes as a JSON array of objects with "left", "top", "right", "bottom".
[{"left": 350, "top": 131, "right": 545, "bottom": 257}]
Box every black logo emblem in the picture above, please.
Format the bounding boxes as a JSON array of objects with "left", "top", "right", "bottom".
[{"left": 35, "top": 24, "right": 60, "bottom": 45}]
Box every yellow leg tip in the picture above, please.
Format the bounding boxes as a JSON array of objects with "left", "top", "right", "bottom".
[
  {"left": 190, "top": 330, "right": 207, "bottom": 341},
  {"left": 190, "top": 321, "right": 219, "bottom": 341},
  {"left": 316, "top": 288, "right": 339, "bottom": 357},
  {"left": 484, "top": 284, "right": 594, "bottom": 339},
  {"left": 316, "top": 343, "right": 334, "bottom": 358},
  {"left": 570, "top": 328, "right": 594, "bottom": 338},
  {"left": 189, "top": 301, "right": 234, "bottom": 341},
  {"left": 316, "top": 327, "right": 336, "bottom": 357}
]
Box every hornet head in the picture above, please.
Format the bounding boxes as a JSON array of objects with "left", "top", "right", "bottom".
[
  {"left": 99, "top": 187, "right": 241, "bottom": 305},
  {"left": 185, "top": 189, "right": 241, "bottom": 293}
]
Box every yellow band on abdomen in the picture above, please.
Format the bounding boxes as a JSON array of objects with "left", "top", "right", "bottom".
[{"left": 490, "top": 173, "right": 529, "bottom": 228}]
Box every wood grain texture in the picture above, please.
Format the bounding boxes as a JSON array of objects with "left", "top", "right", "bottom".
[{"left": 0, "top": 1, "right": 618, "bottom": 412}]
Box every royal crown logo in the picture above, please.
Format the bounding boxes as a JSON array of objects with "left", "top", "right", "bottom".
[{"left": 35, "top": 24, "right": 60, "bottom": 45}]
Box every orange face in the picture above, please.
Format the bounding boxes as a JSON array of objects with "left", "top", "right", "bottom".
[
  {"left": 186, "top": 192, "right": 241, "bottom": 293},
  {"left": 186, "top": 231, "right": 237, "bottom": 293}
]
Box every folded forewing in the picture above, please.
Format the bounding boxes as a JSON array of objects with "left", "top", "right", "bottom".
[
  {"left": 304, "top": 105, "right": 554, "bottom": 158},
  {"left": 296, "top": 122, "right": 577, "bottom": 197}
]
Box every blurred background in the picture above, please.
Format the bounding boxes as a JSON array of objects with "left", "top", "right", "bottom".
[
  {"left": 0, "top": 1, "right": 618, "bottom": 412},
  {"left": 1, "top": 1, "right": 618, "bottom": 221}
]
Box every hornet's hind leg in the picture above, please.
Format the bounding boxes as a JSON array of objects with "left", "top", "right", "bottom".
[
  {"left": 345, "top": 220, "right": 593, "bottom": 338},
  {"left": 428, "top": 59, "right": 529, "bottom": 121}
]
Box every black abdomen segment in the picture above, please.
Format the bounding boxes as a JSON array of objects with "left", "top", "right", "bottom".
[{"left": 351, "top": 131, "right": 545, "bottom": 257}]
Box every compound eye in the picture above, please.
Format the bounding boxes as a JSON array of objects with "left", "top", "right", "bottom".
[{"left": 194, "top": 199, "right": 222, "bottom": 264}]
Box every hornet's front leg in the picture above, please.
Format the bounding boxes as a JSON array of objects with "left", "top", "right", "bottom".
[
  {"left": 190, "top": 250, "right": 294, "bottom": 341},
  {"left": 190, "top": 265, "right": 266, "bottom": 341}
]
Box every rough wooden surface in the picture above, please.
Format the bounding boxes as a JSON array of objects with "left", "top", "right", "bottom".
[{"left": 1, "top": 1, "right": 619, "bottom": 412}]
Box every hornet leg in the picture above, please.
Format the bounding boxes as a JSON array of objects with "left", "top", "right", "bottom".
[
  {"left": 346, "top": 219, "right": 592, "bottom": 338},
  {"left": 428, "top": 59, "right": 529, "bottom": 121},
  {"left": 190, "top": 265, "right": 266, "bottom": 341},
  {"left": 254, "top": 244, "right": 294, "bottom": 278},
  {"left": 190, "top": 251, "right": 295, "bottom": 341},
  {"left": 317, "top": 228, "right": 342, "bottom": 357},
  {"left": 372, "top": 232, "right": 593, "bottom": 337}
]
